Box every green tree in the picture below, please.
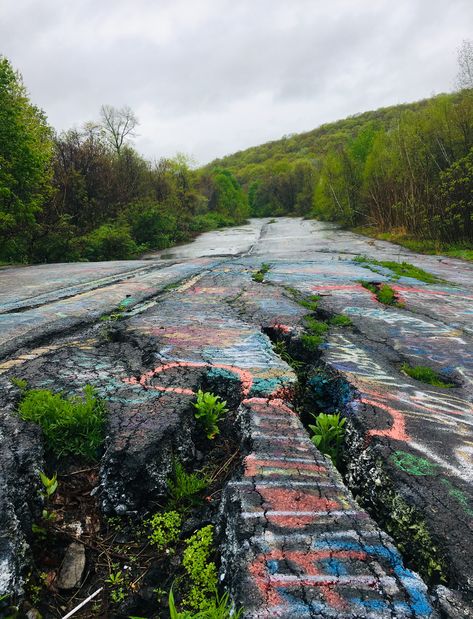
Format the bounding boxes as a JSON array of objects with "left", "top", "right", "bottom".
[{"left": 0, "top": 56, "right": 53, "bottom": 262}]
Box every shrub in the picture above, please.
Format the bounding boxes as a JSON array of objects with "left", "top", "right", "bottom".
[
  {"left": 18, "top": 385, "right": 106, "bottom": 459},
  {"left": 127, "top": 199, "right": 178, "bottom": 249},
  {"left": 193, "top": 390, "right": 228, "bottom": 440},
  {"left": 75, "top": 223, "right": 141, "bottom": 260}
]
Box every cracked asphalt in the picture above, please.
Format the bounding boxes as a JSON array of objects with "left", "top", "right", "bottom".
[{"left": 1, "top": 217, "right": 473, "bottom": 617}]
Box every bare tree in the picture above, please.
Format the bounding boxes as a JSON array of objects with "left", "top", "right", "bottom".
[
  {"left": 456, "top": 40, "right": 473, "bottom": 91},
  {"left": 100, "top": 104, "right": 139, "bottom": 155}
]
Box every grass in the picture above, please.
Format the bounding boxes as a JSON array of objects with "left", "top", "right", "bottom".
[
  {"left": 354, "top": 256, "right": 442, "bottom": 283},
  {"left": 301, "top": 334, "right": 324, "bottom": 351},
  {"left": 329, "top": 314, "right": 352, "bottom": 327},
  {"left": 353, "top": 227, "right": 473, "bottom": 262},
  {"left": 17, "top": 384, "right": 106, "bottom": 459},
  {"left": 401, "top": 363, "right": 454, "bottom": 388},
  {"left": 361, "top": 281, "right": 402, "bottom": 306},
  {"left": 304, "top": 315, "right": 329, "bottom": 336}
]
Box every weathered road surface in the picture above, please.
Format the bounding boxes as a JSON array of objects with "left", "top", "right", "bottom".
[{"left": 1, "top": 218, "right": 473, "bottom": 617}]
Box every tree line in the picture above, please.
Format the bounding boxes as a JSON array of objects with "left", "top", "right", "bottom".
[
  {"left": 212, "top": 42, "right": 473, "bottom": 249},
  {"left": 0, "top": 56, "right": 248, "bottom": 264}
]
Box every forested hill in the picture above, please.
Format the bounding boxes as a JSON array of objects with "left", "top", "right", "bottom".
[{"left": 209, "top": 91, "right": 473, "bottom": 250}]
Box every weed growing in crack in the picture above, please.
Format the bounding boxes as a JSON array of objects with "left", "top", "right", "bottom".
[
  {"left": 361, "top": 281, "right": 403, "bottom": 307},
  {"left": 169, "top": 586, "right": 241, "bottom": 618},
  {"left": 272, "top": 340, "right": 304, "bottom": 371},
  {"left": 329, "top": 314, "right": 352, "bottom": 327},
  {"left": 285, "top": 287, "right": 320, "bottom": 311},
  {"left": 304, "top": 315, "right": 329, "bottom": 336},
  {"left": 300, "top": 333, "right": 324, "bottom": 352},
  {"left": 401, "top": 363, "right": 454, "bottom": 388},
  {"left": 354, "top": 256, "right": 442, "bottom": 284},
  {"left": 252, "top": 262, "right": 271, "bottom": 283},
  {"left": 18, "top": 384, "right": 106, "bottom": 459},
  {"left": 168, "top": 460, "right": 209, "bottom": 508},
  {"left": 146, "top": 510, "right": 182, "bottom": 552},
  {"left": 182, "top": 525, "right": 218, "bottom": 612},
  {"left": 193, "top": 390, "right": 228, "bottom": 440},
  {"left": 309, "top": 412, "right": 346, "bottom": 466}
]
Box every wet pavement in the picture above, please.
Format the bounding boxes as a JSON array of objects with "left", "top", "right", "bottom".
[{"left": 1, "top": 217, "right": 473, "bottom": 617}]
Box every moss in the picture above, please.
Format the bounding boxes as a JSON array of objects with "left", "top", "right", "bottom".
[
  {"left": 401, "top": 363, "right": 454, "bottom": 388},
  {"left": 387, "top": 494, "right": 447, "bottom": 583}
]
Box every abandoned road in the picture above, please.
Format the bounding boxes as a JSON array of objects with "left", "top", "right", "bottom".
[{"left": 1, "top": 218, "right": 473, "bottom": 618}]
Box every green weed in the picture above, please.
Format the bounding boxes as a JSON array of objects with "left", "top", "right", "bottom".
[
  {"left": 10, "top": 377, "right": 28, "bottom": 391},
  {"left": 361, "top": 281, "right": 400, "bottom": 306},
  {"left": 272, "top": 340, "right": 304, "bottom": 371},
  {"left": 304, "top": 316, "right": 329, "bottom": 336},
  {"left": 182, "top": 526, "right": 218, "bottom": 612},
  {"left": 193, "top": 390, "right": 228, "bottom": 440},
  {"left": 169, "top": 586, "right": 242, "bottom": 618},
  {"left": 300, "top": 334, "right": 323, "bottom": 351},
  {"left": 308, "top": 413, "right": 346, "bottom": 465},
  {"left": 146, "top": 510, "right": 182, "bottom": 551},
  {"left": 18, "top": 385, "right": 106, "bottom": 459},
  {"left": 329, "top": 314, "right": 352, "bottom": 327},
  {"left": 401, "top": 363, "right": 453, "bottom": 388},
  {"left": 354, "top": 256, "right": 441, "bottom": 283},
  {"left": 252, "top": 263, "right": 271, "bottom": 283},
  {"left": 39, "top": 471, "right": 57, "bottom": 499},
  {"left": 168, "top": 460, "right": 209, "bottom": 507}
]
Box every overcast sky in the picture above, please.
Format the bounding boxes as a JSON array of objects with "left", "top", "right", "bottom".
[{"left": 1, "top": 0, "right": 471, "bottom": 164}]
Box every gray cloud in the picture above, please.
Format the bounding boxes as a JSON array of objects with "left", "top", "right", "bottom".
[{"left": 1, "top": 0, "right": 471, "bottom": 164}]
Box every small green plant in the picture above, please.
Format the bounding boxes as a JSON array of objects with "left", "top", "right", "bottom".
[
  {"left": 10, "top": 377, "right": 27, "bottom": 391},
  {"left": 401, "top": 363, "right": 454, "bottom": 388},
  {"left": 18, "top": 385, "right": 106, "bottom": 459},
  {"left": 169, "top": 586, "right": 242, "bottom": 618},
  {"left": 329, "top": 314, "right": 352, "bottom": 327},
  {"left": 304, "top": 315, "right": 329, "bottom": 336},
  {"left": 272, "top": 340, "right": 304, "bottom": 371},
  {"left": 146, "top": 510, "right": 182, "bottom": 551},
  {"left": 300, "top": 334, "right": 323, "bottom": 351},
  {"left": 100, "top": 302, "right": 128, "bottom": 322},
  {"left": 106, "top": 570, "right": 127, "bottom": 604},
  {"left": 285, "top": 287, "right": 320, "bottom": 311},
  {"left": 354, "top": 256, "right": 442, "bottom": 284},
  {"left": 39, "top": 471, "right": 58, "bottom": 498},
  {"left": 308, "top": 413, "right": 346, "bottom": 465},
  {"left": 252, "top": 263, "right": 271, "bottom": 283},
  {"left": 193, "top": 390, "right": 228, "bottom": 440},
  {"left": 168, "top": 460, "right": 209, "bottom": 508},
  {"left": 182, "top": 525, "right": 218, "bottom": 612},
  {"left": 361, "top": 281, "right": 401, "bottom": 306}
]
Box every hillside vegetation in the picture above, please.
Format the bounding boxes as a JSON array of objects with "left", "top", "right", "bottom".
[
  {"left": 211, "top": 91, "right": 473, "bottom": 252},
  {"left": 0, "top": 56, "right": 248, "bottom": 264}
]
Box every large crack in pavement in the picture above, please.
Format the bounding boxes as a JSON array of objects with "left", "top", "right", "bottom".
[{"left": 1, "top": 218, "right": 473, "bottom": 617}]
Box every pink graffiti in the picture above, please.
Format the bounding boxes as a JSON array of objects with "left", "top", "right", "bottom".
[
  {"left": 257, "top": 486, "right": 341, "bottom": 526},
  {"left": 360, "top": 396, "right": 409, "bottom": 442},
  {"left": 244, "top": 454, "right": 326, "bottom": 477},
  {"left": 249, "top": 548, "right": 366, "bottom": 609},
  {"left": 124, "top": 361, "right": 253, "bottom": 396}
]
